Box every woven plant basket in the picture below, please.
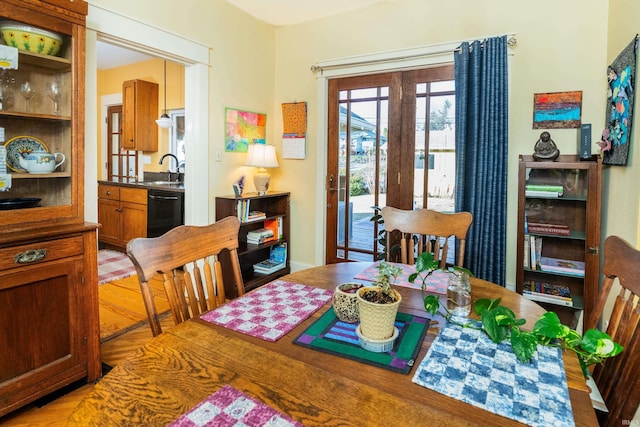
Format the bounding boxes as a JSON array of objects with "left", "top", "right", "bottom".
[{"left": 356, "top": 286, "right": 402, "bottom": 340}]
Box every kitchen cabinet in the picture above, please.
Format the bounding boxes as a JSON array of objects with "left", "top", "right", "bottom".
[
  {"left": 515, "top": 155, "right": 602, "bottom": 329},
  {"left": 121, "top": 79, "right": 158, "bottom": 152},
  {"left": 0, "top": 0, "right": 100, "bottom": 417},
  {"left": 215, "top": 192, "right": 290, "bottom": 298},
  {"left": 98, "top": 184, "right": 147, "bottom": 249}
]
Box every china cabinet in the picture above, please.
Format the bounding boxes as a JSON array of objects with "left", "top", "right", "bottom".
[
  {"left": 215, "top": 192, "right": 290, "bottom": 298},
  {"left": 516, "top": 155, "right": 602, "bottom": 329},
  {"left": 0, "top": 0, "right": 100, "bottom": 417},
  {"left": 121, "top": 79, "right": 158, "bottom": 151}
]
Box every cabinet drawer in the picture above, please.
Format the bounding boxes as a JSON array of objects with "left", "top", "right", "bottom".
[
  {"left": 120, "top": 187, "right": 147, "bottom": 205},
  {"left": 0, "top": 236, "right": 84, "bottom": 272},
  {"left": 98, "top": 185, "right": 120, "bottom": 200}
]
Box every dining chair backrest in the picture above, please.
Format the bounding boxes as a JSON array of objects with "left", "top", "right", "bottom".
[
  {"left": 585, "top": 235, "right": 640, "bottom": 426},
  {"left": 381, "top": 206, "right": 473, "bottom": 268},
  {"left": 126, "top": 216, "right": 245, "bottom": 336}
]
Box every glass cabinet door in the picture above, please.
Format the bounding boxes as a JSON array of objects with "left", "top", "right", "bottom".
[
  {"left": 0, "top": 6, "right": 82, "bottom": 225},
  {"left": 516, "top": 155, "right": 601, "bottom": 329}
]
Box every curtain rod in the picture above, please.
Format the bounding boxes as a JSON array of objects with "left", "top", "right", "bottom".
[{"left": 310, "top": 35, "right": 517, "bottom": 74}]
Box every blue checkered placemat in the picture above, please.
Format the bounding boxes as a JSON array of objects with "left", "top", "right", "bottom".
[{"left": 412, "top": 321, "right": 575, "bottom": 427}]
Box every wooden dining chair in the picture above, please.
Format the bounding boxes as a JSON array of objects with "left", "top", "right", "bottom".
[
  {"left": 381, "top": 206, "right": 473, "bottom": 267},
  {"left": 126, "top": 216, "right": 245, "bottom": 336},
  {"left": 585, "top": 235, "right": 640, "bottom": 426}
]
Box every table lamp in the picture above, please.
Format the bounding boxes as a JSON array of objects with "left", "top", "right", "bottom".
[{"left": 244, "top": 144, "right": 279, "bottom": 195}]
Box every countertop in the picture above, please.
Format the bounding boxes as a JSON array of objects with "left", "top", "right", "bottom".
[{"left": 98, "top": 179, "right": 185, "bottom": 193}]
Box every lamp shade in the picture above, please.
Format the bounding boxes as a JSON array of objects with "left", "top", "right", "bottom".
[
  {"left": 244, "top": 144, "right": 279, "bottom": 168},
  {"left": 156, "top": 114, "right": 173, "bottom": 128}
]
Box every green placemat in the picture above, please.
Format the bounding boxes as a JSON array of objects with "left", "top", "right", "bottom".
[{"left": 293, "top": 309, "right": 429, "bottom": 374}]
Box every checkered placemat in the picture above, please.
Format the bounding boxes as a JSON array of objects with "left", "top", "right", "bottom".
[
  {"left": 200, "top": 280, "right": 333, "bottom": 342},
  {"left": 354, "top": 261, "right": 449, "bottom": 294},
  {"left": 412, "top": 322, "right": 575, "bottom": 427},
  {"left": 168, "top": 385, "right": 304, "bottom": 427}
]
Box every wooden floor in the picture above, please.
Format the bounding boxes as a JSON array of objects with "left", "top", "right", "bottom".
[{"left": 1, "top": 274, "right": 172, "bottom": 426}]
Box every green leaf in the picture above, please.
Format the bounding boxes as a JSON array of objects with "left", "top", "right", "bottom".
[
  {"left": 532, "top": 312, "right": 569, "bottom": 339},
  {"left": 481, "top": 310, "right": 508, "bottom": 343},
  {"left": 408, "top": 272, "right": 418, "bottom": 283},
  {"left": 423, "top": 295, "right": 441, "bottom": 316},
  {"left": 511, "top": 327, "right": 538, "bottom": 363},
  {"left": 581, "top": 329, "right": 623, "bottom": 357}
]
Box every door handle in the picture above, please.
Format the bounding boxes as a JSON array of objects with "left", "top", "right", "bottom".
[{"left": 328, "top": 175, "right": 336, "bottom": 193}]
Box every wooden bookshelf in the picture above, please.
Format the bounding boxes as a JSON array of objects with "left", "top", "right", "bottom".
[
  {"left": 516, "top": 155, "right": 602, "bottom": 330},
  {"left": 215, "top": 192, "right": 290, "bottom": 297}
]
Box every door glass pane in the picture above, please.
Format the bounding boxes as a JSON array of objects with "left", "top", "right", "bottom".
[
  {"left": 413, "top": 83, "right": 455, "bottom": 214},
  {"left": 337, "top": 88, "right": 389, "bottom": 262}
]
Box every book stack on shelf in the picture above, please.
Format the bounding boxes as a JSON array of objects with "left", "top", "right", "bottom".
[
  {"left": 264, "top": 216, "right": 284, "bottom": 240},
  {"left": 253, "top": 243, "right": 287, "bottom": 275},
  {"left": 522, "top": 280, "right": 573, "bottom": 307},
  {"left": 525, "top": 184, "right": 564, "bottom": 198},
  {"left": 246, "top": 228, "right": 274, "bottom": 245},
  {"left": 539, "top": 257, "right": 585, "bottom": 278},
  {"left": 523, "top": 234, "right": 543, "bottom": 269},
  {"left": 236, "top": 199, "right": 266, "bottom": 223},
  {"left": 527, "top": 222, "right": 570, "bottom": 236}
]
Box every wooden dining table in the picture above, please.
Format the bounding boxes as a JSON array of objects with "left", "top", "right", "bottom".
[{"left": 67, "top": 262, "right": 598, "bottom": 426}]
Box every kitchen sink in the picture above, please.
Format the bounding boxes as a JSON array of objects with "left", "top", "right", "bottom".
[{"left": 143, "top": 181, "right": 183, "bottom": 186}]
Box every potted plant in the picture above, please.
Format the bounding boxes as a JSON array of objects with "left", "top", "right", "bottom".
[
  {"left": 408, "top": 252, "right": 623, "bottom": 367},
  {"left": 356, "top": 261, "right": 403, "bottom": 341},
  {"left": 332, "top": 282, "right": 364, "bottom": 323}
]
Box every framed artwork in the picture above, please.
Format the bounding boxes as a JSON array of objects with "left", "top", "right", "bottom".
[
  {"left": 224, "top": 108, "right": 267, "bottom": 153},
  {"left": 533, "top": 91, "right": 582, "bottom": 129},
  {"left": 600, "top": 36, "right": 638, "bottom": 166}
]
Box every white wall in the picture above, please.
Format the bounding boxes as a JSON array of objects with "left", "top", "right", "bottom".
[
  {"left": 85, "top": 0, "right": 276, "bottom": 225},
  {"left": 274, "top": 0, "right": 610, "bottom": 280}
]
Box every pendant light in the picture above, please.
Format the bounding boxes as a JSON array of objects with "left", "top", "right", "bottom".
[{"left": 156, "top": 60, "right": 173, "bottom": 128}]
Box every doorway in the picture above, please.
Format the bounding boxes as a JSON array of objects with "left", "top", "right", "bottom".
[
  {"left": 86, "top": 5, "right": 209, "bottom": 225},
  {"left": 325, "top": 65, "right": 454, "bottom": 263}
]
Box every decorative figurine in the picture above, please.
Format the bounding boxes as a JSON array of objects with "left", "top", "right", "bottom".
[
  {"left": 233, "top": 175, "right": 245, "bottom": 197},
  {"left": 533, "top": 131, "right": 560, "bottom": 161}
]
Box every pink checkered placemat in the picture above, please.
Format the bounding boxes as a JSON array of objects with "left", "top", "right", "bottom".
[
  {"left": 168, "top": 385, "right": 304, "bottom": 427},
  {"left": 200, "top": 280, "right": 333, "bottom": 342},
  {"left": 354, "top": 261, "right": 449, "bottom": 294}
]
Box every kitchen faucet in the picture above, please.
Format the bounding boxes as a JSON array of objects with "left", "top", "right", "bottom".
[{"left": 159, "top": 153, "right": 181, "bottom": 181}]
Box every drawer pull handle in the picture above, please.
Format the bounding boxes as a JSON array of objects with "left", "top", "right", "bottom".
[{"left": 15, "top": 249, "right": 47, "bottom": 264}]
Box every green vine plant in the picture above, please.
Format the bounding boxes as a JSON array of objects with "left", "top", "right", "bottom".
[{"left": 408, "top": 252, "right": 623, "bottom": 368}]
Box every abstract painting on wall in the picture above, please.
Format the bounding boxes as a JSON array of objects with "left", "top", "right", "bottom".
[
  {"left": 532, "top": 91, "right": 582, "bottom": 129},
  {"left": 599, "top": 36, "right": 638, "bottom": 166},
  {"left": 224, "top": 108, "right": 267, "bottom": 153}
]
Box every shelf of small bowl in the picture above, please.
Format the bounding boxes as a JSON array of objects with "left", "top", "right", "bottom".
[
  {"left": 355, "top": 325, "right": 399, "bottom": 353},
  {"left": 16, "top": 50, "right": 71, "bottom": 70}
]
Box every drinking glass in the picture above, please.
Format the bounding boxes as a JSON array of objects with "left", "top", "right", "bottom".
[
  {"left": 19, "top": 81, "right": 35, "bottom": 112},
  {"left": 46, "top": 81, "right": 62, "bottom": 115},
  {"left": 446, "top": 271, "right": 471, "bottom": 316}
]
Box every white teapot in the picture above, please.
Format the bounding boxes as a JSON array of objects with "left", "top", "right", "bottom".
[{"left": 19, "top": 150, "right": 65, "bottom": 174}]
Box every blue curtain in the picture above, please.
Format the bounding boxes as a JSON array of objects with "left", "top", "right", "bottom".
[{"left": 454, "top": 36, "right": 508, "bottom": 286}]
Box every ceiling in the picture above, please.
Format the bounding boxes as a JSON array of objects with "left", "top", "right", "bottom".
[
  {"left": 96, "top": 0, "right": 399, "bottom": 69},
  {"left": 222, "top": 0, "right": 400, "bottom": 26}
]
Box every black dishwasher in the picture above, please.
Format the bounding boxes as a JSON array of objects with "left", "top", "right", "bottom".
[{"left": 147, "top": 190, "right": 184, "bottom": 237}]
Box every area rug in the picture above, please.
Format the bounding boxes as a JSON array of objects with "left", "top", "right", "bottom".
[
  {"left": 293, "top": 309, "right": 429, "bottom": 374},
  {"left": 98, "top": 250, "right": 137, "bottom": 284}
]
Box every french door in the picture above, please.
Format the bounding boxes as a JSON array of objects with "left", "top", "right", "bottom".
[
  {"left": 106, "top": 105, "right": 138, "bottom": 181},
  {"left": 325, "top": 65, "right": 454, "bottom": 263}
]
